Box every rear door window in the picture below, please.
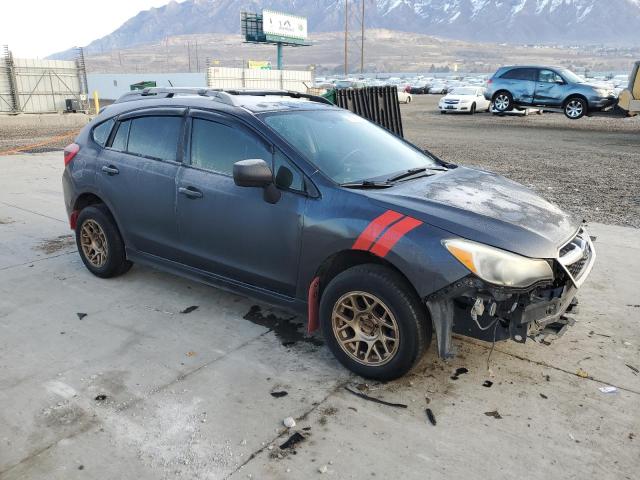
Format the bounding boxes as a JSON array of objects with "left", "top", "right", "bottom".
[
  {"left": 501, "top": 68, "right": 537, "bottom": 81},
  {"left": 190, "top": 118, "right": 271, "bottom": 175},
  {"left": 127, "top": 116, "right": 183, "bottom": 162}
]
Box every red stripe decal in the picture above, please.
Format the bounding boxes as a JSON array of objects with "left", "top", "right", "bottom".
[
  {"left": 369, "top": 217, "right": 423, "bottom": 258},
  {"left": 352, "top": 210, "right": 404, "bottom": 251}
]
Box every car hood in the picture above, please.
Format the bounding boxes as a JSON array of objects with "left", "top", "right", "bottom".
[{"left": 364, "top": 167, "right": 580, "bottom": 259}]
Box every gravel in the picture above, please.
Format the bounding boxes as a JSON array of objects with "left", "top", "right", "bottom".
[{"left": 402, "top": 96, "right": 640, "bottom": 228}]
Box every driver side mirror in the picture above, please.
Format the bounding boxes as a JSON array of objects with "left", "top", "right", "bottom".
[
  {"left": 233, "top": 159, "right": 281, "bottom": 204},
  {"left": 555, "top": 80, "right": 565, "bottom": 85}
]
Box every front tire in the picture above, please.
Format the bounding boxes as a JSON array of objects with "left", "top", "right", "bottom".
[
  {"left": 319, "top": 264, "right": 431, "bottom": 381},
  {"left": 564, "top": 97, "right": 587, "bottom": 119},
  {"left": 470, "top": 103, "right": 476, "bottom": 115},
  {"left": 75, "top": 205, "right": 132, "bottom": 278},
  {"left": 493, "top": 91, "right": 513, "bottom": 112}
]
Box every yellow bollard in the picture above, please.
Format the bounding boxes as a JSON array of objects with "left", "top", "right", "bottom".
[{"left": 93, "top": 91, "right": 100, "bottom": 114}]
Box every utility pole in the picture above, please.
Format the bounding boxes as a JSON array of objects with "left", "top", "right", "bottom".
[
  {"left": 187, "top": 42, "right": 192, "bottom": 72},
  {"left": 344, "top": 0, "right": 348, "bottom": 76},
  {"left": 195, "top": 40, "right": 199, "bottom": 72},
  {"left": 360, "top": 0, "right": 365, "bottom": 73}
]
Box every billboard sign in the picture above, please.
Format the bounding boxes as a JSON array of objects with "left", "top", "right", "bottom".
[{"left": 263, "top": 10, "right": 308, "bottom": 41}]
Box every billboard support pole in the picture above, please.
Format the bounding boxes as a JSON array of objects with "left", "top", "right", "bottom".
[{"left": 277, "top": 42, "right": 283, "bottom": 70}]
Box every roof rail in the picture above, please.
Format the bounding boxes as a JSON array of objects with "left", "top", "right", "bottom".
[
  {"left": 114, "top": 87, "right": 236, "bottom": 106},
  {"left": 223, "top": 89, "right": 333, "bottom": 105},
  {"left": 114, "top": 87, "right": 331, "bottom": 106}
]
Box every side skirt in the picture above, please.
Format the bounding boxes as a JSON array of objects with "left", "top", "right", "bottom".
[{"left": 126, "top": 248, "right": 307, "bottom": 315}]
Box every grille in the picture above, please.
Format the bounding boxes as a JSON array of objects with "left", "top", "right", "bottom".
[
  {"left": 445, "top": 99, "right": 459, "bottom": 104},
  {"left": 562, "top": 236, "right": 592, "bottom": 281}
]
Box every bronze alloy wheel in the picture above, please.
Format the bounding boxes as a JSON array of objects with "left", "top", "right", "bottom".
[
  {"left": 80, "top": 219, "right": 109, "bottom": 268},
  {"left": 331, "top": 291, "right": 400, "bottom": 366}
]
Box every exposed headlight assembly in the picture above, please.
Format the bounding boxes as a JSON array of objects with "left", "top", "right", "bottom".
[{"left": 443, "top": 239, "right": 553, "bottom": 288}]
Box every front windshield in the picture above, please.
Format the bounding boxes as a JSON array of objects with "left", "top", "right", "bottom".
[
  {"left": 262, "top": 109, "right": 438, "bottom": 184},
  {"left": 559, "top": 69, "right": 583, "bottom": 83},
  {"left": 450, "top": 87, "right": 477, "bottom": 96}
]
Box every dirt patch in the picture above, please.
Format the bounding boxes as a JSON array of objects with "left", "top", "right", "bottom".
[
  {"left": 34, "top": 234, "right": 75, "bottom": 254},
  {"left": 243, "top": 305, "right": 323, "bottom": 347}
]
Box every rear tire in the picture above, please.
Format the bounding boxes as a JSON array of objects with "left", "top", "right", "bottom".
[
  {"left": 75, "top": 205, "right": 132, "bottom": 278},
  {"left": 564, "top": 97, "right": 587, "bottom": 119},
  {"left": 493, "top": 91, "right": 513, "bottom": 112},
  {"left": 319, "top": 264, "right": 431, "bottom": 381}
]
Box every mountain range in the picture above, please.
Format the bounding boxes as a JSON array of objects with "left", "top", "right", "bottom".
[{"left": 50, "top": 0, "right": 640, "bottom": 59}]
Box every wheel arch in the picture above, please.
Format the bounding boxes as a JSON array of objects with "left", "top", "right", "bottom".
[
  {"left": 563, "top": 93, "right": 588, "bottom": 108},
  {"left": 306, "top": 249, "right": 425, "bottom": 333},
  {"left": 492, "top": 89, "right": 512, "bottom": 102}
]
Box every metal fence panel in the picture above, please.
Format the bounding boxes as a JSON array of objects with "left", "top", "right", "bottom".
[
  {"left": 0, "top": 48, "right": 15, "bottom": 112},
  {"left": 206, "top": 67, "right": 313, "bottom": 93},
  {"left": 0, "top": 48, "right": 87, "bottom": 114},
  {"left": 335, "top": 86, "right": 404, "bottom": 137},
  {"left": 13, "top": 58, "right": 83, "bottom": 113}
]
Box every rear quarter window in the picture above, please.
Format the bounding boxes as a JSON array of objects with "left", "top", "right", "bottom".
[{"left": 92, "top": 118, "right": 115, "bottom": 147}]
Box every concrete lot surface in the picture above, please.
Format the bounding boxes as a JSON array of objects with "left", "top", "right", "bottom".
[{"left": 1, "top": 150, "right": 639, "bottom": 479}]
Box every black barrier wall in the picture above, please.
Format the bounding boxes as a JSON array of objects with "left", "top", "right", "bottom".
[{"left": 334, "top": 86, "right": 404, "bottom": 138}]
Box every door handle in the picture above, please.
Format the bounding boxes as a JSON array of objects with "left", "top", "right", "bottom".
[
  {"left": 178, "top": 186, "right": 203, "bottom": 199},
  {"left": 101, "top": 165, "right": 119, "bottom": 175}
]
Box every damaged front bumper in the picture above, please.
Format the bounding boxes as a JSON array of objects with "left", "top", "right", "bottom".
[{"left": 426, "top": 229, "right": 596, "bottom": 358}]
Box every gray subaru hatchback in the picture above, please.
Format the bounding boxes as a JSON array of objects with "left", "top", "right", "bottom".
[{"left": 62, "top": 88, "right": 596, "bottom": 380}]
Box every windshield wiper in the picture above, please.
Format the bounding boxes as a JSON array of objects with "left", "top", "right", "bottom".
[
  {"left": 340, "top": 180, "right": 394, "bottom": 189},
  {"left": 387, "top": 167, "right": 427, "bottom": 182},
  {"left": 386, "top": 166, "right": 449, "bottom": 182}
]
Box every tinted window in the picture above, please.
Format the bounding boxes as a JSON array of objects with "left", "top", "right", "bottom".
[
  {"left": 110, "top": 120, "right": 130, "bottom": 151},
  {"left": 538, "top": 69, "right": 563, "bottom": 83},
  {"left": 190, "top": 118, "right": 270, "bottom": 175},
  {"left": 92, "top": 118, "right": 114, "bottom": 147},
  {"left": 274, "top": 151, "right": 305, "bottom": 192},
  {"left": 127, "top": 116, "right": 182, "bottom": 162},
  {"left": 501, "top": 68, "right": 536, "bottom": 81}
]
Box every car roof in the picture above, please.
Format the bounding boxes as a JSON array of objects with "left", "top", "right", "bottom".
[
  {"left": 109, "top": 88, "right": 335, "bottom": 115},
  {"left": 500, "top": 65, "right": 565, "bottom": 70}
]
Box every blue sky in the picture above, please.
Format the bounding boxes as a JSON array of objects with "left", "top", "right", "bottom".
[{"left": 1, "top": 0, "right": 183, "bottom": 57}]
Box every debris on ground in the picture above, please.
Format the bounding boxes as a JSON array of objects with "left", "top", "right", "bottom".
[
  {"left": 76, "top": 312, "right": 87, "bottom": 320},
  {"left": 318, "top": 465, "right": 328, "bottom": 474},
  {"left": 186, "top": 351, "right": 197, "bottom": 357},
  {"left": 576, "top": 368, "right": 589, "bottom": 378},
  {"left": 344, "top": 386, "right": 408, "bottom": 409},
  {"left": 283, "top": 417, "right": 296, "bottom": 428},
  {"left": 629, "top": 433, "right": 635, "bottom": 441},
  {"left": 425, "top": 408, "right": 436, "bottom": 426},
  {"left": 180, "top": 305, "right": 199, "bottom": 314},
  {"left": 450, "top": 367, "right": 469, "bottom": 380},
  {"left": 539, "top": 393, "right": 548, "bottom": 399},
  {"left": 598, "top": 385, "right": 618, "bottom": 394},
  {"left": 484, "top": 410, "right": 502, "bottom": 419},
  {"left": 94, "top": 394, "right": 107, "bottom": 401},
  {"left": 279, "top": 432, "right": 305, "bottom": 450},
  {"left": 482, "top": 380, "right": 493, "bottom": 388},
  {"left": 626, "top": 364, "right": 639, "bottom": 375},
  {"left": 568, "top": 433, "right": 580, "bottom": 443},
  {"left": 302, "top": 427, "right": 311, "bottom": 431},
  {"left": 270, "top": 391, "right": 288, "bottom": 398}
]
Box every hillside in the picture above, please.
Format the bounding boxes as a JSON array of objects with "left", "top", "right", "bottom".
[
  {"left": 81, "top": 29, "right": 638, "bottom": 75},
  {"left": 50, "top": 0, "right": 640, "bottom": 60}
]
